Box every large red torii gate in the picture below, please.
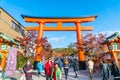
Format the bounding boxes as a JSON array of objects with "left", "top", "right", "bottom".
[{"left": 22, "top": 15, "right": 97, "bottom": 69}]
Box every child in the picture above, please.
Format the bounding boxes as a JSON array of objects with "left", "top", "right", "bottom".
[{"left": 54, "top": 63, "right": 62, "bottom": 80}]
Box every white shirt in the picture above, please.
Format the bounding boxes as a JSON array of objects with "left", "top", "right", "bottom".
[{"left": 87, "top": 60, "right": 94, "bottom": 69}]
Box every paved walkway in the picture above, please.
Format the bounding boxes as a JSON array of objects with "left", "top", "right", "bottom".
[{"left": 9, "top": 69, "right": 114, "bottom": 80}]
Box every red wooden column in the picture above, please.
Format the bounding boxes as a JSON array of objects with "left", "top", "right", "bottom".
[
  {"left": 1, "top": 53, "right": 6, "bottom": 70},
  {"left": 111, "top": 51, "right": 120, "bottom": 69},
  {"left": 35, "top": 22, "right": 44, "bottom": 61},
  {"left": 75, "top": 22, "right": 85, "bottom": 61},
  {"left": 75, "top": 22, "right": 86, "bottom": 69}
]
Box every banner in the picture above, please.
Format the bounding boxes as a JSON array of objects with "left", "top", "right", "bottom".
[{"left": 6, "top": 48, "right": 17, "bottom": 76}]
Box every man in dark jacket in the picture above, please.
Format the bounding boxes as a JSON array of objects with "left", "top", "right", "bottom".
[
  {"left": 73, "top": 57, "right": 79, "bottom": 78},
  {"left": 101, "top": 60, "right": 110, "bottom": 80},
  {"left": 111, "top": 60, "right": 120, "bottom": 80}
]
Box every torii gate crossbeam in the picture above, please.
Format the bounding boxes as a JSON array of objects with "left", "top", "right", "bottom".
[{"left": 22, "top": 15, "right": 97, "bottom": 70}]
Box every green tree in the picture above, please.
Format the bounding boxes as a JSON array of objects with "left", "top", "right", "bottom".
[{"left": 68, "top": 43, "right": 78, "bottom": 56}]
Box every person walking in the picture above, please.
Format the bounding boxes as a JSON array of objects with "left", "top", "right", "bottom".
[
  {"left": 36, "top": 61, "right": 43, "bottom": 77},
  {"left": 111, "top": 60, "right": 120, "bottom": 80},
  {"left": 72, "top": 56, "right": 79, "bottom": 78},
  {"left": 44, "top": 57, "right": 54, "bottom": 80},
  {"left": 23, "top": 59, "right": 33, "bottom": 80},
  {"left": 101, "top": 60, "right": 110, "bottom": 80},
  {"left": 87, "top": 59, "right": 94, "bottom": 79},
  {"left": 53, "top": 63, "right": 62, "bottom": 80},
  {"left": 63, "top": 56, "right": 69, "bottom": 80},
  {"left": 99, "top": 59, "right": 103, "bottom": 76}
]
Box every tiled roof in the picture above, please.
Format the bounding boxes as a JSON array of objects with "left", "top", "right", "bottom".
[
  {"left": 101, "top": 32, "right": 120, "bottom": 44},
  {"left": 0, "top": 32, "right": 18, "bottom": 44},
  {"left": 21, "top": 15, "right": 97, "bottom": 19}
]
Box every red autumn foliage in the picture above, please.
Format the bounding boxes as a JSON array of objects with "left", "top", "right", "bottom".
[
  {"left": 75, "top": 33, "right": 107, "bottom": 56},
  {"left": 17, "top": 31, "right": 48, "bottom": 57}
]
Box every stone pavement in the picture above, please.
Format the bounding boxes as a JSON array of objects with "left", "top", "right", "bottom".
[{"left": 10, "top": 69, "right": 114, "bottom": 80}]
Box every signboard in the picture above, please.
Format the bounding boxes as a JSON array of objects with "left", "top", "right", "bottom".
[{"left": 6, "top": 48, "right": 17, "bottom": 76}]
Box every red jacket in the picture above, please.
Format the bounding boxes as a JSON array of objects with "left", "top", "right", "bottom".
[{"left": 44, "top": 61, "right": 54, "bottom": 76}]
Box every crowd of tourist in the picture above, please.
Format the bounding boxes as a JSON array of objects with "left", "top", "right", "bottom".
[
  {"left": 1, "top": 56, "right": 120, "bottom": 80},
  {"left": 19, "top": 56, "right": 120, "bottom": 80},
  {"left": 20, "top": 56, "right": 79, "bottom": 80}
]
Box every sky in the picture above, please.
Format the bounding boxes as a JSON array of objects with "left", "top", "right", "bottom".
[{"left": 0, "top": 0, "right": 120, "bottom": 48}]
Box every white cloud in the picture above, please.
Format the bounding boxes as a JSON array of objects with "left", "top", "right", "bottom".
[{"left": 48, "top": 36, "right": 65, "bottom": 42}]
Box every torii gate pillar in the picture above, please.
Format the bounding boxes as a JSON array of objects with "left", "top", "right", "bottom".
[
  {"left": 75, "top": 22, "right": 86, "bottom": 69},
  {"left": 35, "top": 22, "right": 44, "bottom": 61},
  {"left": 22, "top": 15, "right": 97, "bottom": 70}
]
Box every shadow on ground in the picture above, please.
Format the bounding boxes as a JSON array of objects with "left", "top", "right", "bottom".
[
  {"left": 31, "top": 72, "right": 46, "bottom": 78},
  {"left": 10, "top": 77, "right": 17, "bottom": 80}
]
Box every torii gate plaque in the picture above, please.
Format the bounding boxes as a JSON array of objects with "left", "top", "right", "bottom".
[{"left": 22, "top": 15, "right": 97, "bottom": 70}]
